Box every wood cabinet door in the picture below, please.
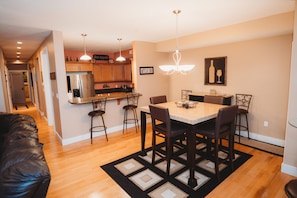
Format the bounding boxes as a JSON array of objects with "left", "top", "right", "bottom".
[
  {"left": 123, "top": 64, "right": 132, "bottom": 81},
  {"left": 66, "top": 63, "right": 93, "bottom": 72},
  {"left": 113, "top": 65, "right": 124, "bottom": 81},
  {"left": 93, "top": 65, "right": 102, "bottom": 82},
  {"left": 100, "top": 64, "right": 113, "bottom": 82}
]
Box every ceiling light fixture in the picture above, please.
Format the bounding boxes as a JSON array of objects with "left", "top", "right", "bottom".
[
  {"left": 116, "top": 38, "right": 126, "bottom": 62},
  {"left": 80, "top": 34, "right": 92, "bottom": 61},
  {"left": 159, "top": 10, "right": 195, "bottom": 75}
]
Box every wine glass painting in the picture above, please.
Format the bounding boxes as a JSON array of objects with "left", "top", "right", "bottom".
[{"left": 204, "top": 57, "right": 226, "bottom": 85}]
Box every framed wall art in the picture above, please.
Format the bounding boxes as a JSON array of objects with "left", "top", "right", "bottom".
[
  {"left": 139, "top": 66, "right": 154, "bottom": 75},
  {"left": 204, "top": 56, "right": 227, "bottom": 85}
]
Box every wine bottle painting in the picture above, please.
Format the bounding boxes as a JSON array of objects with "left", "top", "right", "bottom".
[{"left": 204, "top": 57, "right": 226, "bottom": 85}]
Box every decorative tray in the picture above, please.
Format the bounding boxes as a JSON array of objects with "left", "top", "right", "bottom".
[{"left": 175, "top": 101, "right": 197, "bottom": 108}]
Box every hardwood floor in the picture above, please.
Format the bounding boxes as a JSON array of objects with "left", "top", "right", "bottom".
[{"left": 13, "top": 104, "right": 294, "bottom": 198}]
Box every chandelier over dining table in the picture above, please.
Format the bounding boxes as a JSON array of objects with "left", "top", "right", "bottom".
[{"left": 159, "top": 10, "right": 195, "bottom": 75}]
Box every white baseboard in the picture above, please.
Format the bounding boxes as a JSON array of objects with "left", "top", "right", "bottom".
[
  {"left": 281, "top": 162, "right": 297, "bottom": 177},
  {"left": 235, "top": 130, "right": 285, "bottom": 147},
  {"left": 60, "top": 124, "right": 130, "bottom": 146}
]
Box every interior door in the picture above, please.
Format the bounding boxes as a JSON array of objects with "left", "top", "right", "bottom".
[{"left": 10, "top": 72, "right": 26, "bottom": 107}]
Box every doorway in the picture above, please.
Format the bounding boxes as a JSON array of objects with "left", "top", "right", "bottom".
[{"left": 9, "top": 71, "right": 28, "bottom": 110}]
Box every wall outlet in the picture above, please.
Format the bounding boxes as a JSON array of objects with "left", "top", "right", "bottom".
[{"left": 264, "top": 121, "right": 269, "bottom": 127}]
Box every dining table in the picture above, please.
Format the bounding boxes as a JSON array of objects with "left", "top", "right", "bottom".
[{"left": 139, "top": 101, "right": 226, "bottom": 188}]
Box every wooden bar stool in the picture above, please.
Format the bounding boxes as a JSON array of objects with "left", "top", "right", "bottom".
[
  {"left": 122, "top": 93, "right": 140, "bottom": 133},
  {"left": 88, "top": 98, "right": 108, "bottom": 143}
]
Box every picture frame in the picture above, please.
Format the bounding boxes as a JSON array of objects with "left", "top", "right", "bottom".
[
  {"left": 204, "top": 57, "right": 227, "bottom": 85},
  {"left": 139, "top": 66, "right": 154, "bottom": 75}
]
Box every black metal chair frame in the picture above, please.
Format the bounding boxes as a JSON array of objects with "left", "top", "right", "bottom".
[
  {"left": 88, "top": 98, "right": 108, "bottom": 143},
  {"left": 235, "top": 93, "right": 252, "bottom": 142},
  {"left": 122, "top": 93, "right": 140, "bottom": 133}
]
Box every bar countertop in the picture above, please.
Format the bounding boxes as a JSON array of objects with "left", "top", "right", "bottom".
[{"left": 68, "top": 92, "right": 141, "bottom": 104}]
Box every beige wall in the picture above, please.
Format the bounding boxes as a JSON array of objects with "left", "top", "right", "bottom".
[
  {"left": 282, "top": 3, "right": 297, "bottom": 177},
  {"left": 134, "top": 34, "right": 292, "bottom": 147},
  {"left": 169, "top": 34, "right": 292, "bottom": 144}
]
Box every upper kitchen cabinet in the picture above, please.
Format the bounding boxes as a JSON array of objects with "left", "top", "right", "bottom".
[
  {"left": 65, "top": 62, "right": 93, "bottom": 72},
  {"left": 93, "top": 63, "right": 131, "bottom": 83}
]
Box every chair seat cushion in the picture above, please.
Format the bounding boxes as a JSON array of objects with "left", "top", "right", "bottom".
[
  {"left": 285, "top": 179, "right": 297, "bottom": 198},
  {"left": 123, "top": 104, "right": 137, "bottom": 110},
  {"left": 195, "top": 120, "right": 229, "bottom": 138},
  {"left": 155, "top": 121, "right": 187, "bottom": 137},
  {"left": 88, "top": 110, "right": 105, "bottom": 117},
  {"left": 238, "top": 108, "right": 248, "bottom": 114}
]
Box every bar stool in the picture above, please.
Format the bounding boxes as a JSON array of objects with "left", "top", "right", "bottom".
[
  {"left": 235, "top": 94, "right": 252, "bottom": 142},
  {"left": 88, "top": 98, "right": 108, "bottom": 143},
  {"left": 122, "top": 93, "right": 140, "bottom": 133}
]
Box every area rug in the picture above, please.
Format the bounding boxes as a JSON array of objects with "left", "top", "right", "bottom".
[{"left": 101, "top": 142, "right": 252, "bottom": 197}]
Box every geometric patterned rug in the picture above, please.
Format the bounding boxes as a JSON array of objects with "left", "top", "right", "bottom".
[{"left": 101, "top": 142, "right": 252, "bottom": 197}]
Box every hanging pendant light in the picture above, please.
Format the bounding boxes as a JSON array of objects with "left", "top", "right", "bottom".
[
  {"left": 116, "top": 38, "right": 126, "bottom": 62},
  {"left": 80, "top": 34, "right": 92, "bottom": 61},
  {"left": 159, "top": 10, "right": 195, "bottom": 75}
]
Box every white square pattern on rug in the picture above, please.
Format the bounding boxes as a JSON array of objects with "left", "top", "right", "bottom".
[
  {"left": 129, "top": 169, "right": 163, "bottom": 191},
  {"left": 148, "top": 182, "right": 188, "bottom": 198},
  {"left": 114, "top": 158, "right": 144, "bottom": 176},
  {"left": 155, "top": 159, "right": 185, "bottom": 175}
]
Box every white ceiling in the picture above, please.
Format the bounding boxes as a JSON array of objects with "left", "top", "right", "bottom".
[{"left": 0, "top": 0, "right": 295, "bottom": 64}]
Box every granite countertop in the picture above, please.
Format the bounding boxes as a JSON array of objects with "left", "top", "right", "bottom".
[{"left": 68, "top": 92, "right": 141, "bottom": 104}]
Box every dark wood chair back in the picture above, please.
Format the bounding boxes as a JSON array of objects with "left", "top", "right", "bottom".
[{"left": 150, "top": 95, "right": 167, "bottom": 104}]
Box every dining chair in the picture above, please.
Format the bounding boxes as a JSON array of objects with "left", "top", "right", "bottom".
[
  {"left": 150, "top": 95, "right": 167, "bottom": 104},
  {"left": 204, "top": 95, "right": 224, "bottom": 104},
  {"left": 195, "top": 105, "right": 238, "bottom": 181},
  {"left": 88, "top": 98, "right": 108, "bottom": 143},
  {"left": 149, "top": 105, "right": 189, "bottom": 176},
  {"left": 181, "top": 90, "right": 192, "bottom": 101},
  {"left": 235, "top": 93, "right": 252, "bottom": 142},
  {"left": 122, "top": 93, "right": 140, "bottom": 133}
]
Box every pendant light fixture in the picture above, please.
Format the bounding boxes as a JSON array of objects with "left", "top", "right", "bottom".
[
  {"left": 116, "top": 38, "right": 126, "bottom": 62},
  {"left": 159, "top": 10, "right": 195, "bottom": 75},
  {"left": 80, "top": 33, "right": 92, "bottom": 61}
]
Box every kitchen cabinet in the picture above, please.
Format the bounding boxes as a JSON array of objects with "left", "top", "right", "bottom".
[
  {"left": 123, "top": 64, "right": 132, "bottom": 81},
  {"left": 93, "top": 63, "right": 131, "bottom": 82},
  {"left": 112, "top": 64, "right": 124, "bottom": 81},
  {"left": 65, "top": 62, "right": 93, "bottom": 72}
]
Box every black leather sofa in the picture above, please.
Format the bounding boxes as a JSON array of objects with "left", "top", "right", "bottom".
[{"left": 0, "top": 113, "right": 51, "bottom": 198}]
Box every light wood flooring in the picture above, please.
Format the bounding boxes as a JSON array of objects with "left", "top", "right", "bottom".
[{"left": 13, "top": 104, "right": 295, "bottom": 198}]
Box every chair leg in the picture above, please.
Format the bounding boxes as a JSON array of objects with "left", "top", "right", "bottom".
[
  {"left": 101, "top": 115, "right": 108, "bottom": 141},
  {"left": 132, "top": 108, "right": 138, "bottom": 132},
  {"left": 214, "top": 139, "right": 220, "bottom": 181},
  {"left": 166, "top": 136, "right": 172, "bottom": 176},
  {"left": 123, "top": 109, "right": 127, "bottom": 133},
  {"left": 90, "top": 116, "right": 94, "bottom": 144},
  {"left": 152, "top": 131, "right": 156, "bottom": 164},
  {"left": 245, "top": 113, "right": 250, "bottom": 139}
]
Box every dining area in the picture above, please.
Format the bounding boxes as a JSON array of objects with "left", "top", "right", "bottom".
[{"left": 138, "top": 92, "right": 243, "bottom": 189}]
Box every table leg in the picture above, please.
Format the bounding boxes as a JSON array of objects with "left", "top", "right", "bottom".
[
  {"left": 140, "top": 111, "right": 147, "bottom": 156},
  {"left": 187, "top": 127, "right": 197, "bottom": 188}
]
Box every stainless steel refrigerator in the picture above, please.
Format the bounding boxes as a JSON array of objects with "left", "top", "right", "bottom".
[{"left": 67, "top": 73, "right": 94, "bottom": 98}]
